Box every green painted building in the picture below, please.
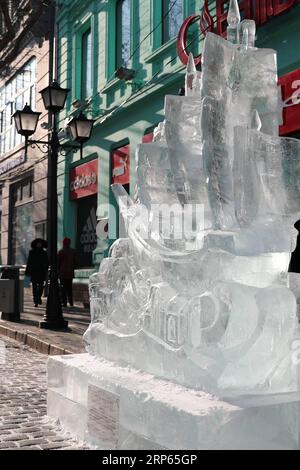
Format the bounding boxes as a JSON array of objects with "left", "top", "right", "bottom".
[{"left": 55, "top": 0, "right": 300, "bottom": 300}]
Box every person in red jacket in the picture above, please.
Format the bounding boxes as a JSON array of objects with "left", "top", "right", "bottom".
[{"left": 58, "top": 237, "right": 77, "bottom": 307}]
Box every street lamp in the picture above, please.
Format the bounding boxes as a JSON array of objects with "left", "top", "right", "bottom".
[
  {"left": 68, "top": 112, "right": 95, "bottom": 159},
  {"left": 13, "top": 104, "right": 41, "bottom": 138},
  {"left": 13, "top": 81, "right": 94, "bottom": 330},
  {"left": 40, "top": 80, "right": 69, "bottom": 113}
]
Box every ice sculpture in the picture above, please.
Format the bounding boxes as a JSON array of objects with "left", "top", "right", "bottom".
[{"left": 85, "top": 0, "right": 300, "bottom": 396}]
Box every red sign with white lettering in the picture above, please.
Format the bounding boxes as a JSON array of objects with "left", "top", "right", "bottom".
[
  {"left": 111, "top": 145, "right": 130, "bottom": 185},
  {"left": 279, "top": 69, "right": 300, "bottom": 135},
  {"left": 69, "top": 159, "right": 98, "bottom": 200},
  {"left": 177, "top": 0, "right": 297, "bottom": 66}
]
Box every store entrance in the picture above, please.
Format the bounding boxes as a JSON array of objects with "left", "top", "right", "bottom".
[{"left": 76, "top": 194, "right": 97, "bottom": 268}]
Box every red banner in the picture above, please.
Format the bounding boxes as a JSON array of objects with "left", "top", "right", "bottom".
[
  {"left": 69, "top": 159, "right": 98, "bottom": 200},
  {"left": 111, "top": 145, "right": 130, "bottom": 185},
  {"left": 279, "top": 68, "right": 300, "bottom": 136}
]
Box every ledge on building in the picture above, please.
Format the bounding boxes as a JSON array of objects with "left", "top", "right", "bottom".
[{"left": 144, "top": 37, "right": 178, "bottom": 64}]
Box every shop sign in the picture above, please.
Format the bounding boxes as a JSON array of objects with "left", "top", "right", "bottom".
[
  {"left": 111, "top": 145, "right": 130, "bottom": 185},
  {"left": 69, "top": 159, "right": 98, "bottom": 200},
  {"left": 177, "top": 0, "right": 297, "bottom": 66},
  {"left": 0, "top": 153, "right": 26, "bottom": 176},
  {"left": 279, "top": 69, "right": 300, "bottom": 135}
]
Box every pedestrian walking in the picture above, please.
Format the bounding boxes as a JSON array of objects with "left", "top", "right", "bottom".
[
  {"left": 58, "top": 237, "right": 77, "bottom": 307},
  {"left": 25, "top": 239, "right": 49, "bottom": 307}
]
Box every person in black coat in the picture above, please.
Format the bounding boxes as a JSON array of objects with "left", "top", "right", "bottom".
[
  {"left": 289, "top": 220, "right": 300, "bottom": 273},
  {"left": 25, "top": 239, "right": 49, "bottom": 307}
]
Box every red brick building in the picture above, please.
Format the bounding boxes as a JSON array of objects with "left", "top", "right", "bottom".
[{"left": 0, "top": 0, "right": 54, "bottom": 266}]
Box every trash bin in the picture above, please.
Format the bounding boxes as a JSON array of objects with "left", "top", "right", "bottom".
[{"left": 0, "top": 265, "right": 24, "bottom": 321}]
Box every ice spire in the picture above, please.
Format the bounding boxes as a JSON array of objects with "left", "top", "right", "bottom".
[
  {"left": 227, "top": 0, "right": 241, "bottom": 44},
  {"left": 185, "top": 53, "right": 197, "bottom": 96},
  {"left": 251, "top": 110, "right": 262, "bottom": 131},
  {"left": 240, "top": 20, "right": 256, "bottom": 49}
]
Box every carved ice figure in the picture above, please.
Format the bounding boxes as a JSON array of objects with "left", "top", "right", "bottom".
[{"left": 85, "top": 1, "right": 300, "bottom": 396}]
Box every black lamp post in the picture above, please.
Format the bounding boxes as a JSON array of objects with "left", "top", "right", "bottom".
[{"left": 13, "top": 82, "right": 94, "bottom": 329}]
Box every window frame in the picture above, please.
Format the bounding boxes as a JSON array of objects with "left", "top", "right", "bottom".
[{"left": 74, "top": 19, "right": 93, "bottom": 102}]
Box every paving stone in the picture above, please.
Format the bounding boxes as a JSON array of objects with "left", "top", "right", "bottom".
[
  {"left": 19, "top": 427, "right": 41, "bottom": 433},
  {"left": 0, "top": 442, "right": 17, "bottom": 449},
  {"left": 0, "top": 424, "right": 21, "bottom": 430},
  {"left": 17, "top": 438, "right": 48, "bottom": 447},
  {"left": 40, "top": 442, "right": 71, "bottom": 450},
  {"left": 14, "top": 445, "right": 41, "bottom": 450},
  {"left": 2, "top": 434, "right": 29, "bottom": 441}
]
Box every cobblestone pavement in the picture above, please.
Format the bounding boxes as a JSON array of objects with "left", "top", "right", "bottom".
[{"left": 0, "top": 338, "right": 90, "bottom": 450}]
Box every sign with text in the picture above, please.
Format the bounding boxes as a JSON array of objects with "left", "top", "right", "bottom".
[
  {"left": 87, "top": 384, "right": 120, "bottom": 448},
  {"left": 69, "top": 158, "right": 98, "bottom": 200},
  {"left": 279, "top": 68, "right": 300, "bottom": 135},
  {"left": 0, "top": 153, "right": 26, "bottom": 176},
  {"left": 177, "top": 0, "right": 298, "bottom": 66}
]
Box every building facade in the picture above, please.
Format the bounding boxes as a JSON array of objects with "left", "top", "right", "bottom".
[
  {"left": 56, "top": 0, "right": 300, "bottom": 301},
  {"left": 0, "top": 0, "right": 54, "bottom": 266}
]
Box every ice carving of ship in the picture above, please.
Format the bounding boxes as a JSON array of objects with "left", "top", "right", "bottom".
[{"left": 85, "top": 0, "right": 300, "bottom": 396}]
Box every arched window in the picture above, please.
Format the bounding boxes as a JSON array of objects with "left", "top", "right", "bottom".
[
  {"left": 116, "top": 0, "right": 131, "bottom": 68},
  {"left": 162, "top": 0, "right": 184, "bottom": 43}
]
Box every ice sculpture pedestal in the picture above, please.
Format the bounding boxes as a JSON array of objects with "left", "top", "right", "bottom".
[{"left": 47, "top": 354, "right": 300, "bottom": 450}]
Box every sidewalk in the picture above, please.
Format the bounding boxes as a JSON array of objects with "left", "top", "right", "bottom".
[{"left": 0, "top": 287, "right": 90, "bottom": 355}]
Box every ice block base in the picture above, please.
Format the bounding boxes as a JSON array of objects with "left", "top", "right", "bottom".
[{"left": 47, "top": 353, "right": 300, "bottom": 450}]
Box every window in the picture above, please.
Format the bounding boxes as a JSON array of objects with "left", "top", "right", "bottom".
[
  {"left": 162, "top": 0, "right": 184, "bottom": 43},
  {"left": 0, "top": 58, "right": 36, "bottom": 156},
  {"left": 116, "top": 0, "right": 131, "bottom": 68},
  {"left": 10, "top": 175, "right": 34, "bottom": 265},
  {"left": 81, "top": 29, "right": 93, "bottom": 99}
]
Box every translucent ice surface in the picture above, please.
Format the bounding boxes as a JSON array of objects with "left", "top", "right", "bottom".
[{"left": 85, "top": 13, "right": 300, "bottom": 396}]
